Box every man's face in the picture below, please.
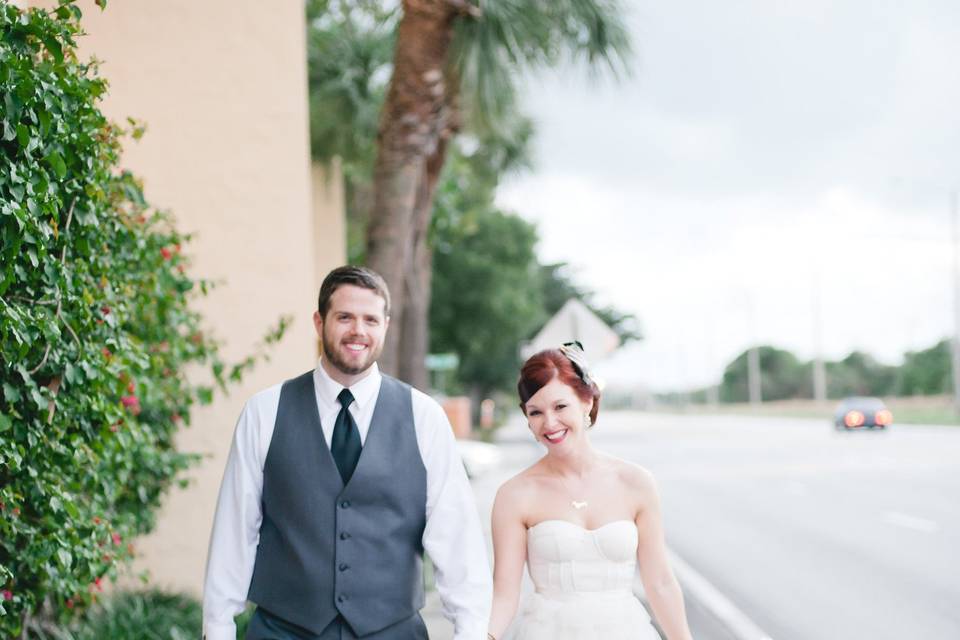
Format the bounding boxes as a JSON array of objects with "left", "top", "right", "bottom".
[{"left": 314, "top": 284, "right": 389, "bottom": 377}]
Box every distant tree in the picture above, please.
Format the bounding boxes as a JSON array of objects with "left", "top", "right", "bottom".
[
  {"left": 720, "top": 346, "right": 808, "bottom": 402},
  {"left": 826, "top": 350, "right": 896, "bottom": 398},
  {"left": 896, "top": 339, "right": 951, "bottom": 396}
]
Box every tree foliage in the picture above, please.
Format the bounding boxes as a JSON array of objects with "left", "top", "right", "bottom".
[
  {"left": 896, "top": 339, "right": 951, "bottom": 396},
  {"left": 0, "top": 5, "right": 284, "bottom": 635},
  {"left": 720, "top": 346, "right": 809, "bottom": 403},
  {"left": 429, "top": 151, "right": 545, "bottom": 398}
]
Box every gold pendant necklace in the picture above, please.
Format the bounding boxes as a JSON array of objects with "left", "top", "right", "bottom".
[{"left": 557, "top": 472, "right": 589, "bottom": 510}]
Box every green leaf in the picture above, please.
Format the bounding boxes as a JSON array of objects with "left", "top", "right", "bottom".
[
  {"left": 16, "top": 123, "right": 30, "bottom": 147},
  {"left": 3, "top": 382, "right": 21, "bottom": 403},
  {"left": 56, "top": 547, "right": 72, "bottom": 569},
  {"left": 0, "top": 414, "right": 11, "bottom": 432},
  {"left": 64, "top": 501, "right": 80, "bottom": 519},
  {"left": 46, "top": 152, "right": 67, "bottom": 179},
  {"left": 95, "top": 0, "right": 108, "bottom": 8},
  {"left": 40, "top": 36, "right": 64, "bottom": 63}
]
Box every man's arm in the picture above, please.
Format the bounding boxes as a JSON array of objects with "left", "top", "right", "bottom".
[
  {"left": 415, "top": 392, "right": 493, "bottom": 640},
  {"left": 202, "top": 397, "right": 270, "bottom": 640}
]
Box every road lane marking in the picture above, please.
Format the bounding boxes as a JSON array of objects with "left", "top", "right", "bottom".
[
  {"left": 666, "top": 548, "right": 775, "bottom": 640},
  {"left": 882, "top": 511, "right": 940, "bottom": 533}
]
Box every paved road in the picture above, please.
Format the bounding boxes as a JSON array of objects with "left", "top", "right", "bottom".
[
  {"left": 427, "top": 411, "right": 960, "bottom": 639},
  {"left": 589, "top": 412, "right": 960, "bottom": 640}
]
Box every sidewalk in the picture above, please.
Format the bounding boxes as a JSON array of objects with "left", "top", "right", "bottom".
[{"left": 423, "top": 418, "right": 538, "bottom": 639}]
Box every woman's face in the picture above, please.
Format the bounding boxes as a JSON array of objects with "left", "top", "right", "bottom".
[{"left": 524, "top": 378, "right": 592, "bottom": 449}]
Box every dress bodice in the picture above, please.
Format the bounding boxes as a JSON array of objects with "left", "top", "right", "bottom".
[{"left": 526, "top": 519, "right": 638, "bottom": 597}]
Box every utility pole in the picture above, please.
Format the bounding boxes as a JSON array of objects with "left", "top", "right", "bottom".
[
  {"left": 746, "top": 299, "right": 762, "bottom": 406},
  {"left": 748, "top": 346, "right": 762, "bottom": 406},
  {"left": 812, "top": 265, "right": 827, "bottom": 404},
  {"left": 951, "top": 190, "right": 960, "bottom": 414}
]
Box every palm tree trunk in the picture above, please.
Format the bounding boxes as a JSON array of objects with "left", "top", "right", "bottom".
[
  {"left": 397, "top": 134, "right": 449, "bottom": 389},
  {"left": 366, "top": 0, "right": 459, "bottom": 376}
]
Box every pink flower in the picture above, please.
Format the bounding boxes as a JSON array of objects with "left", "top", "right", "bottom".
[
  {"left": 2, "top": 590, "right": 12, "bottom": 601},
  {"left": 120, "top": 396, "right": 141, "bottom": 415},
  {"left": 112, "top": 533, "right": 122, "bottom": 546}
]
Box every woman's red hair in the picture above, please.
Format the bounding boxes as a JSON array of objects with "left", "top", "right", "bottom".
[{"left": 517, "top": 349, "right": 601, "bottom": 426}]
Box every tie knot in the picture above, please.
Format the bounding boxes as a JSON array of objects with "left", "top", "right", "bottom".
[{"left": 337, "top": 388, "right": 355, "bottom": 408}]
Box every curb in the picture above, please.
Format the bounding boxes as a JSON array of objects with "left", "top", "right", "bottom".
[{"left": 667, "top": 548, "right": 774, "bottom": 640}]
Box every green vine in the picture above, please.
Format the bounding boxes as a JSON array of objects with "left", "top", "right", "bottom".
[{"left": 0, "top": 3, "right": 287, "bottom": 636}]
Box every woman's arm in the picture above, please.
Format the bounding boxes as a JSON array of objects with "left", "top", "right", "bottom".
[
  {"left": 634, "top": 469, "right": 693, "bottom": 640},
  {"left": 487, "top": 482, "right": 528, "bottom": 639}
]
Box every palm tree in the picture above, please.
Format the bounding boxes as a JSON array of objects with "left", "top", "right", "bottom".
[{"left": 365, "top": 0, "right": 632, "bottom": 387}]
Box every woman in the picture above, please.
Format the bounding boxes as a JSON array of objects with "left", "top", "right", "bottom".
[{"left": 487, "top": 344, "right": 693, "bottom": 640}]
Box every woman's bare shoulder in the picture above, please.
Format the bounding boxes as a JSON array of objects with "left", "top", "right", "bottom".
[{"left": 496, "top": 459, "right": 550, "bottom": 500}]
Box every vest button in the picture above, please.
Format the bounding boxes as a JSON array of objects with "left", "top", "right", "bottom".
[
  {"left": 340, "top": 500, "right": 351, "bottom": 509},
  {"left": 339, "top": 563, "right": 349, "bottom": 572},
  {"left": 339, "top": 532, "right": 350, "bottom": 540}
]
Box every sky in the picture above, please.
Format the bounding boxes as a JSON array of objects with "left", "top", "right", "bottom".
[{"left": 496, "top": 0, "right": 960, "bottom": 392}]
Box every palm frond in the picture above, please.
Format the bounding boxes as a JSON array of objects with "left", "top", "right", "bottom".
[{"left": 452, "top": 0, "right": 632, "bottom": 134}]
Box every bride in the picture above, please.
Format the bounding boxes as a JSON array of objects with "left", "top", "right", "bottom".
[{"left": 487, "top": 344, "right": 693, "bottom": 640}]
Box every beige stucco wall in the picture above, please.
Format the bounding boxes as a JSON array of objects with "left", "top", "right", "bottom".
[{"left": 28, "top": 1, "right": 345, "bottom": 595}]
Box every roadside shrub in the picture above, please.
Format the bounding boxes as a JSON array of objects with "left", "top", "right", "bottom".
[{"left": 0, "top": 3, "right": 285, "bottom": 636}]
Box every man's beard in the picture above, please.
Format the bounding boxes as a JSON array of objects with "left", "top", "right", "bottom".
[{"left": 321, "top": 329, "right": 382, "bottom": 376}]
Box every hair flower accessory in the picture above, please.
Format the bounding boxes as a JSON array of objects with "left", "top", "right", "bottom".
[{"left": 559, "top": 341, "right": 596, "bottom": 388}]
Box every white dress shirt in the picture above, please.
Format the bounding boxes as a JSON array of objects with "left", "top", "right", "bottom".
[{"left": 202, "top": 361, "right": 491, "bottom": 639}]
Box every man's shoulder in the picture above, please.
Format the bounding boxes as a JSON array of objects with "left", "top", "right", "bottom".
[{"left": 243, "top": 376, "right": 297, "bottom": 415}]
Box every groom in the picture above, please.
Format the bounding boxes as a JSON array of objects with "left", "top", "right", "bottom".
[{"left": 202, "top": 266, "right": 491, "bottom": 639}]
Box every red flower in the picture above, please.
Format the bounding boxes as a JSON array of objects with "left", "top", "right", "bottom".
[
  {"left": 120, "top": 396, "right": 141, "bottom": 415},
  {"left": 93, "top": 516, "right": 102, "bottom": 525},
  {"left": 112, "top": 533, "right": 122, "bottom": 546},
  {"left": 160, "top": 247, "right": 172, "bottom": 260},
  {"left": 2, "top": 590, "right": 12, "bottom": 601},
  {"left": 126, "top": 381, "right": 135, "bottom": 393},
  {"left": 66, "top": 598, "right": 74, "bottom": 609},
  {"left": 12, "top": 507, "right": 19, "bottom": 516},
  {"left": 102, "top": 348, "right": 112, "bottom": 359},
  {"left": 100, "top": 306, "right": 110, "bottom": 315}
]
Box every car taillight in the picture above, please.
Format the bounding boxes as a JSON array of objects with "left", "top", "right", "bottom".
[
  {"left": 844, "top": 410, "right": 865, "bottom": 427},
  {"left": 875, "top": 409, "right": 893, "bottom": 426}
]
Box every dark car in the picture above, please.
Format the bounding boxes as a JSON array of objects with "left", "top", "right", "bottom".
[{"left": 834, "top": 396, "right": 893, "bottom": 430}]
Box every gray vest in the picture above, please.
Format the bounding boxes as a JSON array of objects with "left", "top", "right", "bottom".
[{"left": 247, "top": 371, "right": 428, "bottom": 636}]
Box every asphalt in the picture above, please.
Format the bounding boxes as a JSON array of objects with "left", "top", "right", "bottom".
[{"left": 421, "top": 417, "right": 762, "bottom": 640}]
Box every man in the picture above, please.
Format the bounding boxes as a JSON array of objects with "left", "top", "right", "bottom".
[{"left": 202, "top": 266, "right": 491, "bottom": 639}]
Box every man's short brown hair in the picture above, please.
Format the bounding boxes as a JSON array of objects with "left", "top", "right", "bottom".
[{"left": 317, "top": 265, "right": 391, "bottom": 318}]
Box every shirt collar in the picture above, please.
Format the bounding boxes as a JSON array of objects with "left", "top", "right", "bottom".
[{"left": 314, "top": 359, "right": 381, "bottom": 410}]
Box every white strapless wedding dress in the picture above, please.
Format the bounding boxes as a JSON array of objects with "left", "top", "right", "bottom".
[{"left": 513, "top": 519, "right": 661, "bottom": 639}]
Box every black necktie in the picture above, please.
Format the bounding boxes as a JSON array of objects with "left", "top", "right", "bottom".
[{"left": 331, "top": 388, "right": 362, "bottom": 484}]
